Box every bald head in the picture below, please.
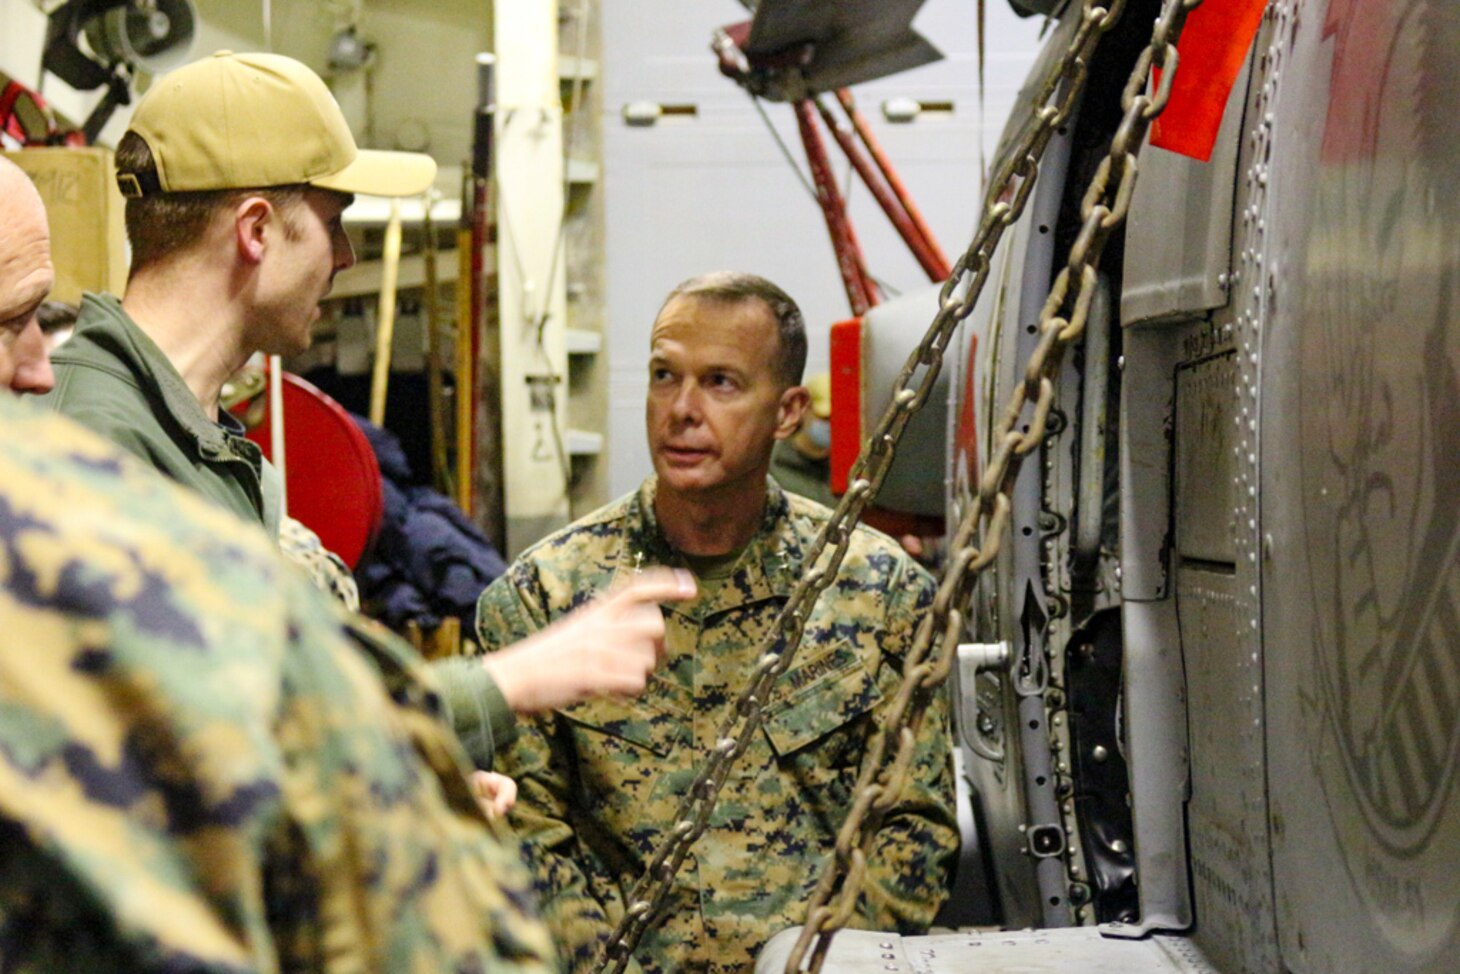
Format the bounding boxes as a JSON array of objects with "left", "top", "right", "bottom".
[{"left": 0, "top": 158, "right": 56, "bottom": 394}]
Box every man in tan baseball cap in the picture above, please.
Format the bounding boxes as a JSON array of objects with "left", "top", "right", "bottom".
[{"left": 40, "top": 50, "right": 435, "bottom": 536}]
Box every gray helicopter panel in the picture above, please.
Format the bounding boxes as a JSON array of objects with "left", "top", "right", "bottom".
[
  {"left": 757, "top": 1, "right": 1459, "bottom": 972},
  {"left": 757, "top": 927, "right": 1221, "bottom": 974},
  {"left": 1121, "top": 60, "right": 1246, "bottom": 328},
  {"left": 1259, "top": 1, "right": 1460, "bottom": 972}
]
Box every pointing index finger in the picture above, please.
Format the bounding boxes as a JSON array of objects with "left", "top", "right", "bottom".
[{"left": 608, "top": 567, "right": 697, "bottom": 605}]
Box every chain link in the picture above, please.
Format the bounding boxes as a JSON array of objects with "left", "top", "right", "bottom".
[
  {"left": 786, "top": 0, "right": 1206, "bottom": 968},
  {"left": 594, "top": 2, "right": 1145, "bottom": 970}
]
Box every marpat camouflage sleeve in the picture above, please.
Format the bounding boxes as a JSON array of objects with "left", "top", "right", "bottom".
[
  {"left": 477, "top": 571, "right": 648, "bottom": 974},
  {"left": 848, "top": 558, "right": 960, "bottom": 933},
  {"left": 277, "top": 513, "right": 361, "bottom": 611}
]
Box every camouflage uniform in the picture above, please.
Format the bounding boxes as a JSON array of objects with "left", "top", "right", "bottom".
[
  {"left": 475, "top": 478, "right": 958, "bottom": 974},
  {"left": 0, "top": 397, "right": 556, "bottom": 973},
  {"left": 278, "top": 514, "right": 362, "bottom": 612}
]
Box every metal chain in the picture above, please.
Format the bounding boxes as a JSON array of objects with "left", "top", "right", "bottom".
[
  {"left": 592, "top": 5, "right": 1129, "bottom": 971},
  {"left": 786, "top": 0, "right": 1206, "bottom": 969}
]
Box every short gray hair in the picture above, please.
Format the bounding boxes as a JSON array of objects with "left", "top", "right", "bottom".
[{"left": 660, "top": 271, "right": 807, "bottom": 388}]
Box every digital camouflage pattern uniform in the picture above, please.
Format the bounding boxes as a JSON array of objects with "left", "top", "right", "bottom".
[
  {"left": 475, "top": 478, "right": 958, "bottom": 974},
  {"left": 0, "top": 398, "right": 556, "bottom": 973},
  {"left": 278, "top": 513, "right": 362, "bottom": 612}
]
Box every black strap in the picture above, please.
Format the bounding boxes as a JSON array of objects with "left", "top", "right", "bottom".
[{"left": 116, "top": 169, "right": 162, "bottom": 199}]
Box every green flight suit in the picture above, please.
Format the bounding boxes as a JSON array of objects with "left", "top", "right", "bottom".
[
  {"left": 41, "top": 293, "right": 282, "bottom": 535},
  {"left": 0, "top": 398, "right": 556, "bottom": 973},
  {"left": 39, "top": 293, "right": 515, "bottom": 765},
  {"left": 475, "top": 478, "right": 958, "bottom": 974}
]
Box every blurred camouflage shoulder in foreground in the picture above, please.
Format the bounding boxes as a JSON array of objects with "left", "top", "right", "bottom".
[{"left": 0, "top": 398, "right": 555, "bottom": 973}]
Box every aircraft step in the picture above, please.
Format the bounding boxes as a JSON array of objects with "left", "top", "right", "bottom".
[{"left": 756, "top": 926, "right": 1222, "bottom": 974}]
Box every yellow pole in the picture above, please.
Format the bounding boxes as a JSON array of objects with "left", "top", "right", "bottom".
[
  {"left": 422, "top": 192, "right": 450, "bottom": 494},
  {"left": 368, "top": 198, "right": 403, "bottom": 427}
]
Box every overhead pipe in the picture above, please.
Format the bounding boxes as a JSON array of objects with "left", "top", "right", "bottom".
[
  {"left": 794, "top": 98, "right": 877, "bottom": 316},
  {"left": 813, "top": 94, "right": 950, "bottom": 282},
  {"left": 835, "top": 88, "right": 951, "bottom": 278}
]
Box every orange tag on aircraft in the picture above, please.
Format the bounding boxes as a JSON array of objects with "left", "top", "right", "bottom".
[{"left": 1150, "top": 0, "right": 1267, "bottom": 162}]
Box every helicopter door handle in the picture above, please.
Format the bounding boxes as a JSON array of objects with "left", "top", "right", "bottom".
[
  {"left": 958, "top": 641, "right": 1011, "bottom": 762},
  {"left": 958, "top": 641, "right": 1011, "bottom": 671}
]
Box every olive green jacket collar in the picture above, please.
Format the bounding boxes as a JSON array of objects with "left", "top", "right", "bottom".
[{"left": 44, "top": 294, "right": 280, "bottom": 534}]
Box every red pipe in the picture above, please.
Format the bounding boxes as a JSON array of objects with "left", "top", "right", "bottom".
[
  {"left": 794, "top": 99, "right": 877, "bottom": 316},
  {"left": 814, "top": 96, "right": 949, "bottom": 283},
  {"left": 835, "top": 89, "right": 951, "bottom": 279},
  {"left": 468, "top": 175, "right": 488, "bottom": 517}
]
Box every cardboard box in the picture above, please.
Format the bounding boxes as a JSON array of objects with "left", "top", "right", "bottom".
[{"left": 3, "top": 147, "right": 128, "bottom": 305}]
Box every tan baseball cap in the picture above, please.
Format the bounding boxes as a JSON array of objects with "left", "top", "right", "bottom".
[{"left": 118, "top": 50, "right": 435, "bottom": 199}]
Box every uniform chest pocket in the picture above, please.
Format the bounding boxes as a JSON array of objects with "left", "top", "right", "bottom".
[
  {"left": 762, "top": 642, "right": 883, "bottom": 757},
  {"left": 561, "top": 674, "right": 690, "bottom": 757}
]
